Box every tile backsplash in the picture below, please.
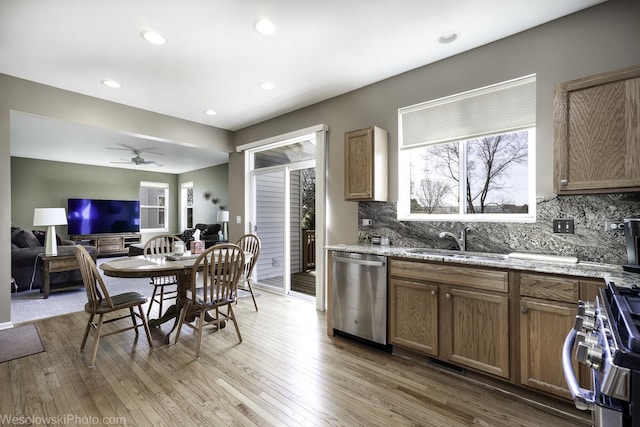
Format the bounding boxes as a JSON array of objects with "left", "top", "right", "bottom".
[{"left": 358, "top": 193, "right": 640, "bottom": 265}]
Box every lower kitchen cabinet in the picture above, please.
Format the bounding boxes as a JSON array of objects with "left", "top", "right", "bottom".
[
  {"left": 389, "top": 278, "right": 438, "bottom": 356},
  {"left": 444, "top": 287, "right": 510, "bottom": 378},
  {"left": 518, "top": 272, "right": 604, "bottom": 399},
  {"left": 519, "top": 297, "right": 578, "bottom": 399},
  {"left": 389, "top": 259, "right": 510, "bottom": 379}
]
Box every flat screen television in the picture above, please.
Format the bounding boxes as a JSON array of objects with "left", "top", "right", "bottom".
[{"left": 67, "top": 198, "right": 140, "bottom": 235}]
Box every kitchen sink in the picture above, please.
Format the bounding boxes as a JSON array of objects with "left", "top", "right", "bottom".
[
  {"left": 406, "top": 249, "right": 507, "bottom": 261},
  {"left": 444, "top": 253, "right": 507, "bottom": 261}
]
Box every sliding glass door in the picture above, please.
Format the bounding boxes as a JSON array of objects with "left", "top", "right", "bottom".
[{"left": 253, "top": 169, "right": 288, "bottom": 294}]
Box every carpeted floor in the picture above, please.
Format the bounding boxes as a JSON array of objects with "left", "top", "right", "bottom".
[
  {"left": 0, "top": 324, "right": 45, "bottom": 363},
  {"left": 10, "top": 257, "right": 261, "bottom": 325},
  {"left": 10, "top": 257, "right": 154, "bottom": 325}
]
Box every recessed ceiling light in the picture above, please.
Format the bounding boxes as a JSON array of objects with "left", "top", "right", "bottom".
[
  {"left": 101, "top": 79, "right": 121, "bottom": 88},
  {"left": 141, "top": 30, "right": 166, "bottom": 45},
  {"left": 204, "top": 110, "right": 217, "bottom": 116},
  {"left": 438, "top": 32, "right": 458, "bottom": 44},
  {"left": 254, "top": 18, "right": 276, "bottom": 35},
  {"left": 260, "top": 81, "right": 275, "bottom": 90}
]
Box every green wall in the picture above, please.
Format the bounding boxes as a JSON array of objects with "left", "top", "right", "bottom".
[
  {"left": 11, "top": 157, "right": 228, "bottom": 239},
  {"left": 180, "top": 163, "right": 229, "bottom": 227}
]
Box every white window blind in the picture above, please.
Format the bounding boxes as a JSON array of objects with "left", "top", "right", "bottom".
[
  {"left": 140, "top": 181, "right": 168, "bottom": 231},
  {"left": 399, "top": 75, "right": 536, "bottom": 148}
]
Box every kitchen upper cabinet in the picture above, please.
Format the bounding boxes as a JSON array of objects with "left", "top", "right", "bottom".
[
  {"left": 519, "top": 273, "right": 604, "bottom": 399},
  {"left": 389, "top": 259, "right": 510, "bottom": 379},
  {"left": 554, "top": 64, "right": 640, "bottom": 194},
  {"left": 344, "top": 126, "right": 388, "bottom": 201}
]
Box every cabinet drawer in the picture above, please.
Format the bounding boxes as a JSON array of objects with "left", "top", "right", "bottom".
[
  {"left": 390, "top": 259, "right": 508, "bottom": 293},
  {"left": 520, "top": 273, "right": 579, "bottom": 303},
  {"left": 98, "top": 237, "right": 121, "bottom": 245},
  {"left": 99, "top": 244, "right": 122, "bottom": 252}
]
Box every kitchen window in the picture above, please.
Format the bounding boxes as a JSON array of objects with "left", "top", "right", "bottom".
[
  {"left": 398, "top": 75, "right": 536, "bottom": 222},
  {"left": 140, "top": 181, "right": 169, "bottom": 232}
]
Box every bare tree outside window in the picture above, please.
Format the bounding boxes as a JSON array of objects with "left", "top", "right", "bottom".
[{"left": 409, "top": 130, "right": 530, "bottom": 215}]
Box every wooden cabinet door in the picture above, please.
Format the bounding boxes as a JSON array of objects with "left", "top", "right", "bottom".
[
  {"left": 442, "top": 287, "right": 510, "bottom": 378},
  {"left": 554, "top": 64, "right": 640, "bottom": 194},
  {"left": 389, "top": 278, "right": 438, "bottom": 356},
  {"left": 520, "top": 297, "right": 578, "bottom": 399},
  {"left": 345, "top": 127, "right": 373, "bottom": 200},
  {"left": 344, "top": 127, "right": 388, "bottom": 201}
]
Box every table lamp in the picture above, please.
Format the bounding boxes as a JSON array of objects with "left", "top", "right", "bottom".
[
  {"left": 217, "top": 210, "right": 229, "bottom": 241},
  {"left": 33, "top": 208, "right": 67, "bottom": 256}
]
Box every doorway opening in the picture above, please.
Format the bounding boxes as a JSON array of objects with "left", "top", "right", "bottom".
[
  {"left": 239, "top": 124, "right": 327, "bottom": 311},
  {"left": 251, "top": 145, "right": 315, "bottom": 298}
]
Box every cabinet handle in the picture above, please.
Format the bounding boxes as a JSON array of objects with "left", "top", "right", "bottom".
[
  {"left": 521, "top": 306, "right": 528, "bottom": 313},
  {"left": 431, "top": 290, "right": 436, "bottom": 296},
  {"left": 446, "top": 293, "right": 451, "bottom": 300},
  {"left": 560, "top": 179, "right": 568, "bottom": 186}
]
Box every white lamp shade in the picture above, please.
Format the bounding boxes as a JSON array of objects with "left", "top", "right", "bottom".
[
  {"left": 33, "top": 208, "right": 68, "bottom": 226},
  {"left": 217, "top": 210, "right": 229, "bottom": 222}
]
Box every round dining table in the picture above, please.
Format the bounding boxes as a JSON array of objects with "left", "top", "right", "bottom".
[{"left": 100, "top": 254, "right": 206, "bottom": 344}]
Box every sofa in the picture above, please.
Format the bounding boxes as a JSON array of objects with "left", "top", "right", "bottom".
[
  {"left": 179, "top": 223, "right": 223, "bottom": 250},
  {"left": 10, "top": 226, "right": 96, "bottom": 293},
  {"left": 126, "top": 223, "right": 224, "bottom": 256}
]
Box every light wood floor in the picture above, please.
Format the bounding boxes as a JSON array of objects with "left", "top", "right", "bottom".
[{"left": 3, "top": 291, "right": 589, "bottom": 427}]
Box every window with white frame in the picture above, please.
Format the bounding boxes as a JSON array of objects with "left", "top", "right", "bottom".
[
  {"left": 140, "top": 181, "right": 169, "bottom": 231},
  {"left": 398, "top": 75, "right": 536, "bottom": 222}
]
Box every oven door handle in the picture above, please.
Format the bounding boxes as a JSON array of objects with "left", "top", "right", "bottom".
[{"left": 563, "top": 328, "right": 595, "bottom": 411}]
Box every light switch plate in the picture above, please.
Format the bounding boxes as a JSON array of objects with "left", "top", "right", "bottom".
[
  {"left": 236, "top": 215, "right": 242, "bottom": 224},
  {"left": 553, "top": 218, "right": 574, "bottom": 234}
]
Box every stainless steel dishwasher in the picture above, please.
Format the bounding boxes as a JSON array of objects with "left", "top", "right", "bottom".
[{"left": 331, "top": 251, "right": 387, "bottom": 345}]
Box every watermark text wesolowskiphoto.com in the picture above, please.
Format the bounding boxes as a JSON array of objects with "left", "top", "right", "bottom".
[{"left": 1, "top": 414, "right": 127, "bottom": 425}]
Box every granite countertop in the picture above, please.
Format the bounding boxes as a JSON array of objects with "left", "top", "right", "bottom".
[{"left": 325, "top": 243, "right": 623, "bottom": 279}]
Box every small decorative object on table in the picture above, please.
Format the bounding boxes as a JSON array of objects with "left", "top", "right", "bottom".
[{"left": 191, "top": 240, "right": 205, "bottom": 254}]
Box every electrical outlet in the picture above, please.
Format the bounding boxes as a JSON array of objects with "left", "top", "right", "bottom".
[
  {"left": 553, "top": 218, "right": 574, "bottom": 234},
  {"left": 604, "top": 220, "right": 624, "bottom": 231},
  {"left": 362, "top": 219, "right": 372, "bottom": 226}
]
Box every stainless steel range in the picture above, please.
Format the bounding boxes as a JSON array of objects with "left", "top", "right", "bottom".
[{"left": 564, "top": 274, "right": 640, "bottom": 427}]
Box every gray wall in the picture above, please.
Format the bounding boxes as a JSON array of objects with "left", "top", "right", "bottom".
[
  {"left": 0, "top": 74, "right": 232, "bottom": 326},
  {"left": 230, "top": 0, "right": 640, "bottom": 248}
]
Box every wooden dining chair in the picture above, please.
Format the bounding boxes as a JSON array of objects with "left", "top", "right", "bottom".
[
  {"left": 174, "top": 244, "right": 245, "bottom": 359},
  {"left": 143, "top": 234, "right": 183, "bottom": 317},
  {"left": 74, "top": 245, "right": 152, "bottom": 368},
  {"left": 235, "top": 233, "right": 261, "bottom": 311}
]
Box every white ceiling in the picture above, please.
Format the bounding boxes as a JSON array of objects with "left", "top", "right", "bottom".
[{"left": 1, "top": 0, "right": 606, "bottom": 173}]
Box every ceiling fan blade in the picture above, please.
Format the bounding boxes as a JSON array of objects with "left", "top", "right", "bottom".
[
  {"left": 106, "top": 143, "right": 138, "bottom": 151},
  {"left": 106, "top": 144, "right": 164, "bottom": 156}
]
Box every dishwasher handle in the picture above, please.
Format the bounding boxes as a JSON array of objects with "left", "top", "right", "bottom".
[{"left": 333, "top": 254, "right": 385, "bottom": 268}]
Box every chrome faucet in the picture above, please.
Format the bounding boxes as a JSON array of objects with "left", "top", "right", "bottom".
[{"left": 439, "top": 227, "right": 470, "bottom": 251}]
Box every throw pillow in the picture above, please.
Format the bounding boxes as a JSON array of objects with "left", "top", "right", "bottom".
[
  {"left": 32, "top": 230, "right": 46, "bottom": 246},
  {"left": 182, "top": 229, "right": 195, "bottom": 240},
  {"left": 12, "top": 229, "right": 41, "bottom": 248},
  {"left": 32, "top": 230, "right": 62, "bottom": 246},
  {"left": 203, "top": 224, "right": 221, "bottom": 236}
]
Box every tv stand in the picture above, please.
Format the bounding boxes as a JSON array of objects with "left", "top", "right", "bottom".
[{"left": 70, "top": 233, "right": 141, "bottom": 257}]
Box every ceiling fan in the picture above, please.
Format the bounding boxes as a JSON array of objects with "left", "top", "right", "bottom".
[{"left": 108, "top": 145, "right": 164, "bottom": 167}]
